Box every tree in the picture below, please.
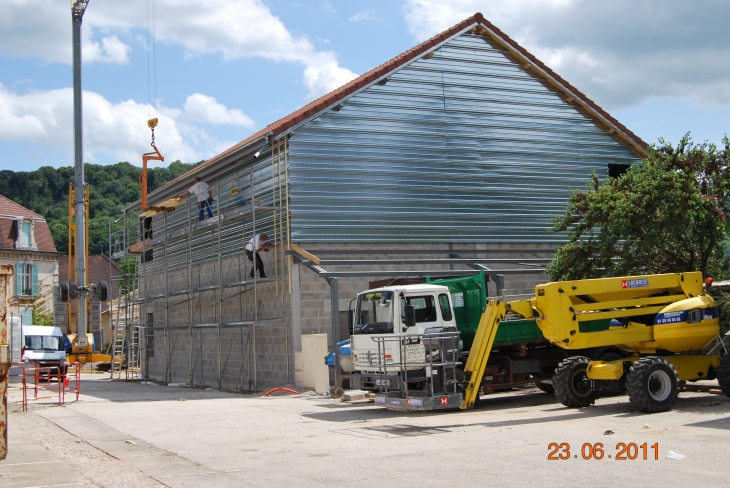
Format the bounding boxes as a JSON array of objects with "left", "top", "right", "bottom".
[{"left": 547, "top": 135, "right": 730, "bottom": 281}]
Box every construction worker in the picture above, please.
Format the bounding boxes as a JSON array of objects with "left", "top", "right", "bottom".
[
  {"left": 246, "top": 233, "right": 270, "bottom": 279},
  {"left": 179, "top": 176, "right": 213, "bottom": 221}
]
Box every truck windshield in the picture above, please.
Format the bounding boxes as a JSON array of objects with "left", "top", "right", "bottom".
[
  {"left": 25, "top": 335, "right": 64, "bottom": 352},
  {"left": 354, "top": 291, "right": 394, "bottom": 334}
]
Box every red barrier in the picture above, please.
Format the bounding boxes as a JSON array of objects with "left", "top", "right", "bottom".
[{"left": 9, "top": 362, "right": 81, "bottom": 411}]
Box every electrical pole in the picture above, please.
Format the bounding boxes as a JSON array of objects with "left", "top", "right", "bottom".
[{"left": 72, "top": 0, "right": 90, "bottom": 349}]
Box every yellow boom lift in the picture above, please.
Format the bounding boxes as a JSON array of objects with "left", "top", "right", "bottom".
[
  {"left": 66, "top": 184, "right": 112, "bottom": 364},
  {"left": 462, "top": 272, "right": 730, "bottom": 412}
]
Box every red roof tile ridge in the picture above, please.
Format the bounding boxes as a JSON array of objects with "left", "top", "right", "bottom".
[
  {"left": 159, "top": 12, "right": 645, "bottom": 194},
  {"left": 0, "top": 194, "right": 44, "bottom": 219},
  {"left": 163, "top": 14, "right": 482, "bottom": 188}
]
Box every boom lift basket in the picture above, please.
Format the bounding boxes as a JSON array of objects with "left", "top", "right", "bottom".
[{"left": 370, "top": 331, "right": 463, "bottom": 411}]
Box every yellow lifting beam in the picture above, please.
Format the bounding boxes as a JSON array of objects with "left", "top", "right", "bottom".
[{"left": 461, "top": 299, "right": 505, "bottom": 409}]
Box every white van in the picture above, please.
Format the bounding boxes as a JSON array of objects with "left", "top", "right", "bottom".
[{"left": 21, "top": 325, "right": 67, "bottom": 372}]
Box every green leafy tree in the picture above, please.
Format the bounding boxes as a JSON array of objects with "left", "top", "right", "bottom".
[{"left": 547, "top": 135, "right": 730, "bottom": 281}]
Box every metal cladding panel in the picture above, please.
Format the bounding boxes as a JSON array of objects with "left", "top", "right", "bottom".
[{"left": 288, "top": 33, "right": 641, "bottom": 243}]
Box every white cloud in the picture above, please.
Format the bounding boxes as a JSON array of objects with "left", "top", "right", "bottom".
[
  {"left": 0, "top": 0, "right": 357, "bottom": 100},
  {"left": 316, "top": 1, "right": 337, "bottom": 16},
  {"left": 403, "top": 0, "right": 730, "bottom": 110},
  {"left": 0, "top": 1, "right": 131, "bottom": 65},
  {"left": 0, "top": 83, "right": 251, "bottom": 166},
  {"left": 182, "top": 94, "right": 255, "bottom": 128},
  {"left": 349, "top": 10, "right": 382, "bottom": 22},
  {"left": 84, "top": 35, "right": 131, "bottom": 64}
]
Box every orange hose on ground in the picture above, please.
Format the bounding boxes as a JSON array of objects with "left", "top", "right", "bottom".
[{"left": 264, "top": 387, "right": 299, "bottom": 396}]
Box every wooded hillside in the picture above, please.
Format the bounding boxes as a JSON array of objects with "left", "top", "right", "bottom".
[{"left": 0, "top": 160, "right": 200, "bottom": 254}]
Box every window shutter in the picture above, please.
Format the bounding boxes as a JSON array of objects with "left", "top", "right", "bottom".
[
  {"left": 16, "top": 263, "right": 23, "bottom": 295},
  {"left": 22, "top": 308, "right": 33, "bottom": 326},
  {"left": 32, "top": 263, "right": 39, "bottom": 296}
]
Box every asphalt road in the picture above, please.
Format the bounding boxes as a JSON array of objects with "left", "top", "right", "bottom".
[{"left": 3, "top": 375, "right": 729, "bottom": 487}]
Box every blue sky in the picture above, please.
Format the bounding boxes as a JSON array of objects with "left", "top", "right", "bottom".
[{"left": 1, "top": 0, "right": 728, "bottom": 172}]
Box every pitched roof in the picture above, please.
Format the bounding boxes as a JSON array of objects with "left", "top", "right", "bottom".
[
  {"left": 151, "top": 12, "right": 648, "bottom": 201},
  {"left": 0, "top": 194, "right": 44, "bottom": 220},
  {"left": 0, "top": 217, "right": 58, "bottom": 253},
  {"left": 0, "top": 194, "right": 57, "bottom": 253}
]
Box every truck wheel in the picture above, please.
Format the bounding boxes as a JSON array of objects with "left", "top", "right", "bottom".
[
  {"left": 627, "top": 356, "right": 678, "bottom": 413},
  {"left": 535, "top": 380, "right": 554, "bottom": 394},
  {"left": 553, "top": 356, "right": 598, "bottom": 408},
  {"left": 717, "top": 353, "right": 730, "bottom": 398}
]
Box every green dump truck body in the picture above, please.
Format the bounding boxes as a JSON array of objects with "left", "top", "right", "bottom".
[{"left": 428, "top": 271, "right": 611, "bottom": 349}]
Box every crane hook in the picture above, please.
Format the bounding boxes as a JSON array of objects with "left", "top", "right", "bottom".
[{"left": 148, "top": 117, "right": 158, "bottom": 148}]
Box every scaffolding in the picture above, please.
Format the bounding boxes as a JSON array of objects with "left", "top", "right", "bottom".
[
  {"left": 109, "top": 139, "right": 290, "bottom": 391},
  {"left": 108, "top": 225, "right": 142, "bottom": 381}
]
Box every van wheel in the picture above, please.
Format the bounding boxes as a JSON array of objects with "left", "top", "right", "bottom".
[
  {"left": 627, "top": 356, "right": 678, "bottom": 413},
  {"left": 553, "top": 356, "right": 598, "bottom": 408}
]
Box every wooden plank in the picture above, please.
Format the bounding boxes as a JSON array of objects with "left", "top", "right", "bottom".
[
  {"left": 127, "top": 238, "right": 150, "bottom": 254},
  {"left": 288, "top": 243, "right": 321, "bottom": 265}
]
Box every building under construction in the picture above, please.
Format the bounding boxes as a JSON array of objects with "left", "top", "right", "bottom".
[{"left": 111, "top": 14, "right": 647, "bottom": 390}]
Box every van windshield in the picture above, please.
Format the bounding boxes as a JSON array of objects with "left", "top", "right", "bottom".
[
  {"left": 25, "top": 335, "right": 64, "bottom": 352},
  {"left": 354, "top": 291, "right": 394, "bottom": 334}
]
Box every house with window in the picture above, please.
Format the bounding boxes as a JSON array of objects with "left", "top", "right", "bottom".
[{"left": 0, "top": 194, "right": 60, "bottom": 326}]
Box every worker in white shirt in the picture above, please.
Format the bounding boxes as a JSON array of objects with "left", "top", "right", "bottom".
[
  {"left": 179, "top": 176, "right": 213, "bottom": 221},
  {"left": 245, "top": 233, "right": 271, "bottom": 279}
]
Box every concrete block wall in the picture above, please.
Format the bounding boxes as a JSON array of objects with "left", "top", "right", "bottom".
[{"left": 140, "top": 245, "right": 293, "bottom": 390}]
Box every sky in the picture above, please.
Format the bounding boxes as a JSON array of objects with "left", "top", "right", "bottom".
[{"left": 1, "top": 0, "right": 728, "bottom": 172}]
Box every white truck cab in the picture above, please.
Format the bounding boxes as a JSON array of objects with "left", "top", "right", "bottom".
[
  {"left": 21, "top": 325, "right": 67, "bottom": 365},
  {"left": 350, "top": 284, "right": 458, "bottom": 385}
]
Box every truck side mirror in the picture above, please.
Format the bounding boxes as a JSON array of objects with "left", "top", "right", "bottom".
[
  {"left": 347, "top": 310, "right": 354, "bottom": 335},
  {"left": 405, "top": 305, "right": 416, "bottom": 328}
]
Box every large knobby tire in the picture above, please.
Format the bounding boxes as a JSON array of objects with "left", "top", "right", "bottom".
[
  {"left": 553, "top": 356, "right": 598, "bottom": 408},
  {"left": 535, "top": 380, "right": 555, "bottom": 395},
  {"left": 718, "top": 353, "right": 730, "bottom": 398},
  {"left": 98, "top": 281, "right": 108, "bottom": 302},
  {"left": 627, "top": 356, "right": 679, "bottom": 413}
]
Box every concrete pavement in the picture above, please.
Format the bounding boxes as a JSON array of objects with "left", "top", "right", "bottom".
[{"left": 3, "top": 374, "right": 729, "bottom": 487}]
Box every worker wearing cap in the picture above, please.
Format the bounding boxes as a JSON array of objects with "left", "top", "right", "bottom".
[
  {"left": 246, "top": 233, "right": 270, "bottom": 279},
  {"left": 179, "top": 177, "right": 213, "bottom": 221}
]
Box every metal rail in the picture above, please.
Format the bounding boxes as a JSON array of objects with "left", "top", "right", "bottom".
[{"left": 368, "top": 331, "right": 464, "bottom": 411}]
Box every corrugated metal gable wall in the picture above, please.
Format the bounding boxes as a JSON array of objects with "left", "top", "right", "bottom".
[{"left": 288, "top": 33, "right": 640, "bottom": 243}]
